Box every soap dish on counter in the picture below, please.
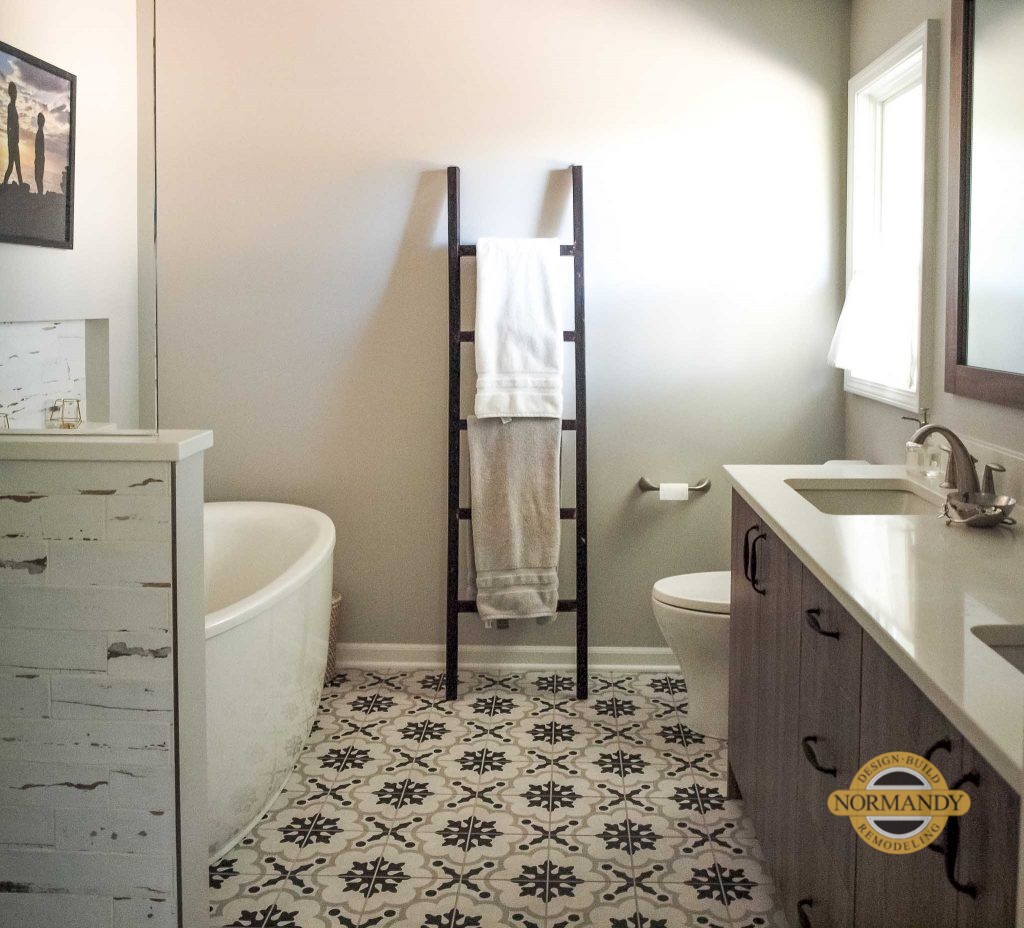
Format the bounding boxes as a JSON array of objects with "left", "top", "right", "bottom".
[{"left": 943, "top": 492, "right": 1017, "bottom": 528}]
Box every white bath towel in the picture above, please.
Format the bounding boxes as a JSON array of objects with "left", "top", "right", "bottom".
[
  {"left": 468, "top": 416, "right": 562, "bottom": 625},
  {"left": 474, "top": 237, "right": 564, "bottom": 419}
]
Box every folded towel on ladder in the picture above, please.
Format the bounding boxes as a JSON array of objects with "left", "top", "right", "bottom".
[
  {"left": 468, "top": 416, "right": 562, "bottom": 626},
  {"left": 474, "top": 237, "right": 564, "bottom": 419}
]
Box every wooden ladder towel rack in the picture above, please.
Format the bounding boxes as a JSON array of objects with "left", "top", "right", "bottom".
[{"left": 445, "top": 164, "right": 588, "bottom": 701}]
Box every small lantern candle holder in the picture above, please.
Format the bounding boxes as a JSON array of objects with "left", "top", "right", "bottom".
[{"left": 48, "top": 398, "right": 83, "bottom": 430}]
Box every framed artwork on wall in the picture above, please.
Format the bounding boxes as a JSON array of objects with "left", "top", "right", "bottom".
[{"left": 0, "top": 40, "right": 76, "bottom": 248}]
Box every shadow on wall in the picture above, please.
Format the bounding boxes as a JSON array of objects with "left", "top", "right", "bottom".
[
  {"left": 645, "top": 0, "right": 849, "bottom": 84},
  {"left": 315, "top": 168, "right": 448, "bottom": 643}
]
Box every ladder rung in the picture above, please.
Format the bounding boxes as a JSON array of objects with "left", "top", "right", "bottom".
[
  {"left": 459, "top": 419, "right": 576, "bottom": 430},
  {"left": 459, "top": 330, "right": 576, "bottom": 343},
  {"left": 459, "top": 507, "right": 575, "bottom": 520},
  {"left": 457, "top": 599, "right": 577, "bottom": 613},
  {"left": 459, "top": 244, "right": 576, "bottom": 257}
]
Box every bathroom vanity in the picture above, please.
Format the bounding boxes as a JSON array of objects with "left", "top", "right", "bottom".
[
  {"left": 725, "top": 463, "right": 1024, "bottom": 928},
  {"left": 0, "top": 432, "right": 212, "bottom": 927}
]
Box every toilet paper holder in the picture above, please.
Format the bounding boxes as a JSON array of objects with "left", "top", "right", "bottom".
[{"left": 638, "top": 476, "right": 711, "bottom": 493}]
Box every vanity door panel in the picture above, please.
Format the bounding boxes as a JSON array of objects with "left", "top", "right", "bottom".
[
  {"left": 855, "top": 636, "right": 962, "bottom": 928},
  {"left": 752, "top": 524, "right": 803, "bottom": 901},
  {"left": 728, "top": 490, "right": 763, "bottom": 804},
  {"left": 954, "top": 742, "right": 1020, "bottom": 927},
  {"left": 790, "top": 572, "right": 862, "bottom": 927}
]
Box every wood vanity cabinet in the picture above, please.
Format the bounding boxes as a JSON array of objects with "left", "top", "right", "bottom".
[{"left": 728, "top": 491, "right": 1021, "bottom": 928}]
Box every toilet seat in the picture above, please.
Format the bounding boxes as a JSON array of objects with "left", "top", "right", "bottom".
[{"left": 652, "top": 571, "right": 730, "bottom": 614}]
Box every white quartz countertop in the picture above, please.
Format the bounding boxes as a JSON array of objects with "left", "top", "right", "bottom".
[{"left": 725, "top": 462, "right": 1024, "bottom": 792}]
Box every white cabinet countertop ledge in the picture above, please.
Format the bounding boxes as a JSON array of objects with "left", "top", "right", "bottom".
[
  {"left": 0, "top": 429, "right": 213, "bottom": 462},
  {"left": 725, "top": 462, "right": 1024, "bottom": 792}
]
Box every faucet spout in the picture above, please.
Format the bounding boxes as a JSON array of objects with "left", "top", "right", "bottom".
[{"left": 910, "top": 425, "right": 980, "bottom": 497}]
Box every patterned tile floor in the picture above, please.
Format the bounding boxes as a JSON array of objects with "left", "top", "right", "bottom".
[{"left": 209, "top": 669, "right": 788, "bottom": 928}]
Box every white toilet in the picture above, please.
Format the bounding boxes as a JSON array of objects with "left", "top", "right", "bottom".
[{"left": 651, "top": 571, "right": 730, "bottom": 740}]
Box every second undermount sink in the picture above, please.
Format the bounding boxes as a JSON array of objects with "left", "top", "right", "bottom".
[
  {"left": 786, "top": 478, "right": 943, "bottom": 517},
  {"left": 972, "top": 625, "right": 1024, "bottom": 675}
]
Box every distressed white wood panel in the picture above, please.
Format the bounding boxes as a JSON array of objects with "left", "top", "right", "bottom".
[
  {"left": 50, "top": 676, "right": 173, "bottom": 721},
  {"left": 0, "top": 672, "right": 51, "bottom": 717},
  {"left": 0, "top": 719, "right": 171, "bottom": 767},
  {"left": 0, "top": 586, "right": 171, "bottom": 632},
  {"left": 45, "top": 541, "right": 171, "bottom": 588},
  {"left": 0, "top": 761, "right": 112, "bottom": 808},
  {"left": 0, "top": 628, "right": 108, "bottom": 673},
  {"left": 55, "top": 807, "right": 174, "bottom": 854},
  {"left": 104, "top": 496, "right": 172, "bottom": 542},
  {"left": 0, "top": 805, "right": 55, "bottom": 846},
  {"left": 0, "top": 890, "right": 113, "bottom": 928},
  {"left": 0, "top": 847, "right": 175, "bottom": 896}
]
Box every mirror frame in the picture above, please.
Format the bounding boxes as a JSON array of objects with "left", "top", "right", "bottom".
[{"left": 946, "top": 0, "right": 1024, "bottom": 408}]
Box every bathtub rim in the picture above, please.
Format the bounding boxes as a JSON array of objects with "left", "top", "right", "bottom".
[{"left": 204, "top": 501, "right": 336, "bottom": 640}]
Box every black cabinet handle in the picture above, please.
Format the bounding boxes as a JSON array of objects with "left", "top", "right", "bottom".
[
  {"left": 922, "top": 737, "right": 956, "bottom": 855},
  {"left": 924, "top": 737, "right": 953, "bottom": 761},
  {"left": 801, "top": 736, "right": 837, "bottom": 777},
  {"left": 796, "top": 898, "right": 814, "bottom": 928},
  {"left": 942, "top": 771, "right": 979, "bottom": 898},
  {"left": 742, "top": 525, "right": 759, "bottom": 582},
  {"left": 805, "top": 608, "right": 840, "bottom": 639},
  {"left": 750, "top": 532, "right": 767, "bottom": 595}
]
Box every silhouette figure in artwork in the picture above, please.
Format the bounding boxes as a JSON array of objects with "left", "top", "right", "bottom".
[
  {"left": 34, "top": 112, "right": 45, "bottom": 194},
  {"left": 3, "top": 82, "right": 24, "bottom": 188}
]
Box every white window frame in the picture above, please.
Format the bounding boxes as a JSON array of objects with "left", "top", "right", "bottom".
[{"left": 843, "top": 21, "right": 939, "bottom": 412}]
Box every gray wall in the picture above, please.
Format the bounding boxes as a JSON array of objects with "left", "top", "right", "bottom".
[
  {"left": 847, "top": 0, "right": 1024, "bottom": 463},
  {"left": 157, "top": 0, "right": 849, "bottom": 649}
]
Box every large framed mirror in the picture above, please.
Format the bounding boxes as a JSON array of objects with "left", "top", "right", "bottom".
[
  {"left": 947, "top": 0, "right": 1024, "bottom": 408},
  {"left": 0, "top": 0, "right": 156, "bottom": 433}
]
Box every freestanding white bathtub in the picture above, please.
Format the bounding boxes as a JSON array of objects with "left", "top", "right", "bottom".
[{"left": 204, "top": 501, "right": 335, "bottom": 860}]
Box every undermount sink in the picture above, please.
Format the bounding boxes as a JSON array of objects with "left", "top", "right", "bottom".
[
  {"left": 972, "top": 625, "right": 1024, "bottom": 675},
  {"left": 786, "top": 478, "right": 943, "bottom": 517}
]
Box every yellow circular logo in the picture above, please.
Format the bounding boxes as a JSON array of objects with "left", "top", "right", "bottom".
[{"left": 827, "top": 752, "right": 971, "bottom": 854}]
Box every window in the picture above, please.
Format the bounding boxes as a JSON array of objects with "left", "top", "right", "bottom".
[{"left": 829, "top": 22, "right": 938, "bottom": 412}]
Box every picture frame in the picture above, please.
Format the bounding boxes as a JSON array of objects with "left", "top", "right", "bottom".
[{"left": 0, "top": 39, "right": 76, "bottom": 248}]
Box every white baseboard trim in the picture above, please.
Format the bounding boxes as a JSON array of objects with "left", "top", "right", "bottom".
[{"left": 335, "top": 642, "right": 679, "bottom": 673}]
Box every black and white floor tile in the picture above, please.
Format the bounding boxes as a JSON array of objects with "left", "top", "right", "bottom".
[{"left": 210, "top": 669, "right": 788, "bottom": 928}]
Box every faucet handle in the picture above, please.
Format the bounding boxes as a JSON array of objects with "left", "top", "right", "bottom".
[
  {"left": 941, "top": 449, "right": 978, "bottom": 490},
  {"left": 941, "top": 446, "right": 955, "bottom": 488},
  {"left": 982, "top": 463, "right": 1006, "bottom": 496}
]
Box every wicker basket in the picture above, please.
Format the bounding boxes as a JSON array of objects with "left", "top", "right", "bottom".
[{"left": 325, "top": 591, "right": 342, "bottom": 684}]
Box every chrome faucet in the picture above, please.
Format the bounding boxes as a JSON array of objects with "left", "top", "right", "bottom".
[{"left": 910, "top": 425, "right": 980, "bottom": 497}]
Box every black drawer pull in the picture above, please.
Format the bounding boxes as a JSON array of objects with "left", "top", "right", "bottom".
[
  {"left": 742, "top": 525, "right": 759, "bottom": 582},
  {"left": 943, "top": 771, "right": 979, "bottom": 898},
  {"left": 750, "top": 532, "right": 767, "bottom": 595},
  {"left": 805, "top": 608, "right": 840, "bottom": 639},
  {"left": 801, "top": 736, "right": 837, "bottom": 777},
  {"left": 797, "top": 898, "right": 814, "bottom": 928}
]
